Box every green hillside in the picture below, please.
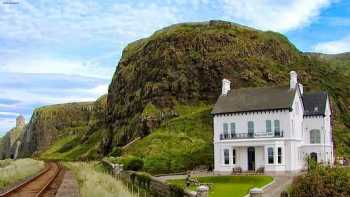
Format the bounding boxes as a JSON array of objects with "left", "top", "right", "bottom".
[
  {"left": 105, "top": 21, "right": 350, "bottom": 170},
  {"left": 124, "top": 102, "right": 213, "bottom": 174}
]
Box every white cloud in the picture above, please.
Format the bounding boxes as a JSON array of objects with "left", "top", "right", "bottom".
[
  {"left": 0, "top": 0, "right": 180, "bottom": 43},
  {"left": 0, "top": 112, "right": 19, "bottom": 116},
  {"left": 222, "top": 0, "right": 332, "bottom": 32},
  {"left": 0, "top": 118, "right": 15, "bottom": 136},
  {"left": 313, "top": 35, "right": 350, "bottom": 54},
  {"left": 0, "top": 55, "right": 115, "bottom": 79}
]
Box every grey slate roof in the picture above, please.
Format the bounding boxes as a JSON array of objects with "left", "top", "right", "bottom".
[
  {"left": 212, "top": 86, "right": 296, "bottom": 114},
  {"left": 302, "top": 92, "right": 328, "bottom": 116}
]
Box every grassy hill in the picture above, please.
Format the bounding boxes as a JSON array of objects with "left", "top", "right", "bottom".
[
  {"left": 124, "top": 102, "right": 213, "bottom": 174},
  {"left": 105, "top": 21, "right": 350, "bottom": 171}
]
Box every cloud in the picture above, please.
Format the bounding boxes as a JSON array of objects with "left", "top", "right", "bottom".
[
  {"left": 0, "top": 0, "right": 180, "bottom": 44},
  {"left": 221, "top": 0, "right": 332, "bottom": 32},
  {"left": 0, "top": 117, "right": 15, "bottom": 136},
  {"left": 0, "top": 112, "right": 20, "bottom": 116},
  {"left": 0, "top": 55, "right": 115, "bottom": 79},
  {"left": 313, "top": 35, "right": 350, "bottom": 54}
]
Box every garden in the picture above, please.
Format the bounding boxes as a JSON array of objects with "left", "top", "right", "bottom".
[{"left": 167, "top": 175, "right": 273, "bottom": 197}]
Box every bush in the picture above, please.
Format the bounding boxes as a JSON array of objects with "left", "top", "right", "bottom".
[
  {"left": 290, "top": 164, "right": 350, "bottom": 197},
  {"left": 123, "top": 156, "right": 144, "bottom": 171},
  {"left": 109, "top": 147, "right": 123, "bottom": 157}
]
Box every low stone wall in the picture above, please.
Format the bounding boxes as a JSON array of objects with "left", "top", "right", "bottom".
[{"left": 102, "top": 159, "right": 193, "bottom": 197}]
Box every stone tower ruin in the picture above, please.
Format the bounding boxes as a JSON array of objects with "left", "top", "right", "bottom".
[{"left": 16, "top": 115, "right": 25, "bottom": 129}]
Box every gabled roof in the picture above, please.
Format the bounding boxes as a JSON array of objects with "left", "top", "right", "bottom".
[
  {"left": 212, "top": 86, "right": 296, "bottom": 114},
  {"left": 302, "top": 92, "right": 328, "bottom": 116}
]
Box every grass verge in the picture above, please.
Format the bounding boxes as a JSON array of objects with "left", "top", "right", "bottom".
[
  {"left": 64, "top": 162, "right": 134, "bottom": 197},
  {"left": 0, "top": 159, "right": 45, "bottom": 189}
]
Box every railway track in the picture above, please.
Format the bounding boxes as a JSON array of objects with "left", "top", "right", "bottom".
[{"left": 0, "top": 162, "right": 62, "bottom": 197}]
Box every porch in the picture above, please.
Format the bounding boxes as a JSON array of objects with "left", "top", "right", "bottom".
[{"left": 216, "top": 145, "right": 286, "bottom": 173}]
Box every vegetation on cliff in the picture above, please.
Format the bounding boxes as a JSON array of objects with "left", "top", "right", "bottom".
[
  {"left": 105, "top": 20, "right": 350, "bottom": 164},
  {"left": 38, "top": 95, "right": 107, "bottom": 161}
]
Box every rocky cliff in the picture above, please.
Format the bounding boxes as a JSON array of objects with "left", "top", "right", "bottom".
[
  {"left": 0, "top": 116, "right": 25, "bottom": 159},
  {"left": 104, "top": 21, "right": 350, "bottom": 155},
  {"left": 17, "top": 102, "right": 95, "bottom": 157}
]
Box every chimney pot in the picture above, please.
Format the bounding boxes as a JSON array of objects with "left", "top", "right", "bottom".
[
  {"left": 222, "top": 79, "right": 231, "bottom": 95},
  {"left": 290, "top": 71, "right": 298, "bottom": 89}
]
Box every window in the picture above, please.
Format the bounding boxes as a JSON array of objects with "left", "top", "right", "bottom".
[
  {"left": 266, "top": 120, "right": 272, "bottom": 133},
  {"left": 274, "top": 120, "right": 280, "bottom": 132},
  {"left": 232, "top": 149, "right": 236, "bottom": 164},
  {"left": 230, "top": 123, "right": 236, "bottom": 136},
  {"left": 224, "top": 149, "right": 230, "bottom": 165},
  {"left": 248, "top": 121, "right": 254, "bottom": 137},
  {"left": 268, "top": 147, "right": 274, "bottom": 164},
  {"left": 310, "top": 129, "right": 321, "bottom": 144},
  {"left": 223, "top": 123, "right": 228, "bottom": 137},
  {"left": 278, "top": 147, "right": 282, "bottom": 164},
  {"left": 274, "top": 120, "right": 280, "bottom": 136}
]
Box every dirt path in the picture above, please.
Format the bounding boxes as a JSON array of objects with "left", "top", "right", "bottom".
[
  {"left": 55, "top": 171, "right": 79, "bottom": 197},
  {"left": 1, "top": 162, "right": 61, "bottom": 197}
]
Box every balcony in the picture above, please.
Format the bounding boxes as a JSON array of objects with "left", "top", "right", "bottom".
[{"left": 220, "top": 131, "right": 284, "bottom": 140}]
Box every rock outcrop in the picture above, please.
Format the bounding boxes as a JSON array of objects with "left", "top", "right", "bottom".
[
  {"left": 104, "top": 20, "right": 350, "bottom": 154},
  {"left": 0, "top": 115, "right": 26, "bottom": 159},
  {"left": 18, "top": 102, "right": 95, "bottom": 157}
]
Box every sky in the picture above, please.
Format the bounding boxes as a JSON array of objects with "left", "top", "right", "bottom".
[{"left": 0, "top": 0, "right": 349, "bottom": 136}]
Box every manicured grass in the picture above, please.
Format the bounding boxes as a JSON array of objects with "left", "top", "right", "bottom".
[
  {"left": 0, "top": 159, "right": 45, "bottom": 188},
  {"left": 65, "top": 162, "right": 135, "bottom": 197},
  {"left": 168, "top": 176, "right": 273, "bottom": 197}
]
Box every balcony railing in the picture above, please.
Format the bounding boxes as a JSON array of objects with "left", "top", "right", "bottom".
[{"left": 220, "top": 131, "right": 284, "bottom": 140}]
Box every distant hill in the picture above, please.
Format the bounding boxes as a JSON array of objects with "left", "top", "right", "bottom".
[{"left": 1, "top": 21, "right": 349, "bottom": 173}]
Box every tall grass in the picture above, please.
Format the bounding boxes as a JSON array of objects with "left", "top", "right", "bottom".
[
  {"left": 65, "top": 162, "right": 135, "bottom": 197},
  {"left": 0, "top": 159, "right": 45, "bottom": 188}
]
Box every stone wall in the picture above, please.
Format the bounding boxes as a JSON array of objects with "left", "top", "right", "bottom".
[{"left": 101, "top": 159, "right": 195, "bottom": 197}]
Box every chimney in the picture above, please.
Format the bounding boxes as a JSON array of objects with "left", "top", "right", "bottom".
[
  {"left": 222, "top": 79, "right": 231, "bottom": 95},
  {"left": 290, "top": 71, "right": 298, "bottom": 89},
  {"left": 298, "top": 83, "right": 304, "bottom": 95}
]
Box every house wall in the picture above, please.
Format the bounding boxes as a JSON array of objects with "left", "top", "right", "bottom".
[
  {"left": 213, "top": 110, "right": 291, "bottom": 142},
  {"left": 213, "top": 85, "right": 334, "bottom": 172}
]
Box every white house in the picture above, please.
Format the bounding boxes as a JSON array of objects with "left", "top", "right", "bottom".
[{"left": 212, "top": 71, "right": 334, "bottom": 173}]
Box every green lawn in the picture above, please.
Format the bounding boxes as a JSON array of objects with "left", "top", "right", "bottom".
[{"left": 168, "top": 176, "right": 273, "bottom": 197}]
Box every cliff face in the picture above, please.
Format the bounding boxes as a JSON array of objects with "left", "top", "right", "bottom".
[
  {"left": 105, "top": 21, "right": 350, "bottom": 154},
  {"left": 18, "top": 102, "right": 95, "bottom": 157},
  {"left": 0, "top": 127, "right": 24, "bottom": 159}
]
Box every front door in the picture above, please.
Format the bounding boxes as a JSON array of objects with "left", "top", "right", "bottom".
[{"left": 248, "top": 147, "right": 255, "bottom": 171}]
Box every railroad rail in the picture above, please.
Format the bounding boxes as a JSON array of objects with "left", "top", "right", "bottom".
[{"left": 0, "top": 162, "right": 62, "bottom": 197}]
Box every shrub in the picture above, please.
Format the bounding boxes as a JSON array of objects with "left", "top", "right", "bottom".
[
  {"left": 290, "top": 165, "right": 350, "bottom": 197},
  {"left": 123, "top": 156, "right": 144, "bottom": 171},
  {"left": 109, "top": 147, "right": 123, "bottom": 157}
]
